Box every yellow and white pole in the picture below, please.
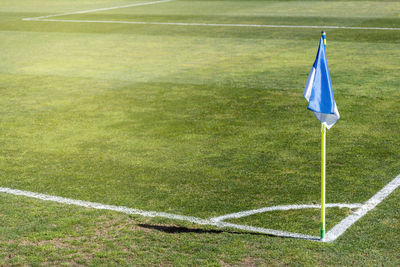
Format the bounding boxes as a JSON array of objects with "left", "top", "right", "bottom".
[
  {"left": 320, "top": 123, "right": 326, "bottom": 240},
  {"left": 320, "top": 31, "right": 327, "bottom": 240}
]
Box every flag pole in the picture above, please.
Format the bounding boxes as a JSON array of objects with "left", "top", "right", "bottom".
[
  {"left": 321, "top": 123, "right": 326, "bottom": 240},
  {"left": 320, "top": 30, "right": 327, "bottom": 240},
  {"left": 303, "top": 30, "right": 339, "bottom": 240}
]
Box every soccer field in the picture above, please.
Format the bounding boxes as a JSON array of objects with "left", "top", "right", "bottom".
[{"left": 1, "top": 0, "right": 400, "bottom": 265}]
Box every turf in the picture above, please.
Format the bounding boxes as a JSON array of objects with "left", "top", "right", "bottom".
[{"left": 1, "top": 0, "right": 400, "bottom": 265}]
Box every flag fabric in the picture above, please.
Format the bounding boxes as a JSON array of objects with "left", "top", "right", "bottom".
[{"left": 303, "top": 33, "right": 340, "bottom": 129}]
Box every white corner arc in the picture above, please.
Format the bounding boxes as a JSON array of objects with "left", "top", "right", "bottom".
[{"left": 209, "top": 203, "right": 363, "bottom": 222}]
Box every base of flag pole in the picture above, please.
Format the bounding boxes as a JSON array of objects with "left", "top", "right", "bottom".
[{"left": 320, "top": 229, "right": 325, "bottom": 240}]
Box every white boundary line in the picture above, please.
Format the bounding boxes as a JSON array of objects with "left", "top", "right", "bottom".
[
  {"left": 21, "top": 0, "right": 400, "bottom": 31},
  {"left": 324, "top": 174, "right": 400, "bottom": 242},
  {"left": 1, "top": 173, "right": 399, "bottom": 242},
  {"left": 22, "top": 0, "right": 174, "bottom": 21},
  {"left": 24, "top": 19, "right": 400, "bottom": 31},
  {"left": 0, "top": 187, "right": 210, "bottom": 225},
  {"left": 0, "top": 186, "right": 318, "bottom": 241}
]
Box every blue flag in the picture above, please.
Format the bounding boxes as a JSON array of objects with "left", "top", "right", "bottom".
[{"left": 303, "top": 33, "right": 340, "bottom": 129}]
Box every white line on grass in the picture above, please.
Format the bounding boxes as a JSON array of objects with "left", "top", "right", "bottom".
[
  {"left": 324, "top": 174, "right": 400, "bottom": 242},
  {"left": 0, "top": 186, "right": 318, "bottom": 241},
  {"left": 22, "top": 0, "right": 174, "bottom": 21},
  {"left": 23, "top": 18, "right": 400, "bottom": 31},
  {"left": 210, "top": 203, "right": 363, "bottom": 222},
  {"left": 1, "top": 173, "right": 399, "bottom": 242},
  {"left": 0, "top": 187, "right": 210, "bottom": 225},
  {"left": 21, "top": 0, "right": 400, "bottom": 31}
]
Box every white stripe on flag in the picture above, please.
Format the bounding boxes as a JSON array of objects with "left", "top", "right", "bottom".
[
  {"left": 303, "top": 67, "right": 315, "bottom": 101},
  {"left": 314, "top": 104, "right": 340, "bottom": 130},
  {"left": 303, "top": 66, "right": 340, "bottom": 129}
]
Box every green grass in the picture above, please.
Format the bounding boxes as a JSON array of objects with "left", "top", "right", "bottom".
[{"left": 1, "top": 0, "right": 400, "bottom": 265}]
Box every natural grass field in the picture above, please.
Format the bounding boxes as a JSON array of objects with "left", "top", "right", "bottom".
[{"left": 1, "top": 0, "right": 400, "bottom": 265}]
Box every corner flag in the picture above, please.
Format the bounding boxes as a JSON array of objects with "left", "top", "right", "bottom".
[
  {"left": 303, "top": 32, "right": 340, "bottom": 129},
  {"left": 303, "top": 32, "right": 340, "bottom": 240}
]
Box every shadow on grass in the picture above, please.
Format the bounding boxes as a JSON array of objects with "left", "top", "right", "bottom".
[
  {"left": 137, "top": 224, "right": 321, "bottom": 242},
  {"left": 138, "top": 224, "right": 265, "bottom": 236}
]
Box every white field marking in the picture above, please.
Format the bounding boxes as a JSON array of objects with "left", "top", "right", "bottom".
[
  {"left": 324, "top": 174, "right": 400, "bottom": 242},
  {"left": 1, "top": 173, "right": 399, "bottom": 242},
  {"left": 21, "top": 0, "right": 400, "bottom": 31},
  {"left": 0, "top": 187, "right": 210, "bottom": 225},
  {"left": 22, "top": 0, "right": 174, "bottom": 21},
  {"left": 0, "top": 186, "right": 318, "bottom": 240},
  {"left": 217, "top": 221, "right": 319, "bottom": 241},
  {"left": 23, "top": 18, "right": 400, "bottom": 31},
  {"left": 210, "top": 203, "right": 362, "bottom": 222}
]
